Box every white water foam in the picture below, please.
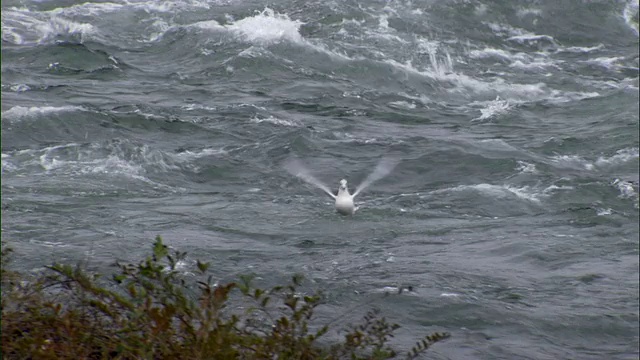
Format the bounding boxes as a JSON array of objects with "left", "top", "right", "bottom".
[
  {"left": 189, "top": 8, "right": 355, "bottom": 61},
  {"left": 619, "top": 77, "right": 640, "bottom": 90},
  {"left": 29, "top": 142, "right": 181, "bottom": 191},
  {"left": 374, "top": 286, "right": 416, "bottom": 295},
  {"left": 516, "top": 161, "right": 537, "bottom": 174},
  {"left": 612, "top": 179, "right": 639, "bottom": 208},
  {"left": 1, "top": 7, "right": 95, "bottom": 45},
  {"left": 225, "top": 8, "right": 304, "bottom": 45},
  {"left": 388, "top": 100, "right": 417, "bottom": 110},
  {"left": 363, "top": 13, "right": 408, "bottom": 44},
  {"left": 34, "top": 0, "right": 209, "bottom": 18},
  {"left": 516, "top": 7, "right": 542, "bottom": 18},
  {"left": 49, "top": 2, "right": 125, "bottom": 16},
  {"left": 1, "top": 154, "right": 17, "bottom": 173},
  {"left": 546, "top": 90, "right": 600, "bottom": 103},
  {"left": 250, "top": 115, "right": 298, "bottom": 127},
  {"left": 550, "top": 148, "right": 639, "bottom": 171},
  {"left": 469, "top": 47, "right": 528, "bottom": 62},
  {"left": 9, "top": 84, "right": 31, "bottom": 92},
  {"left": 434, "top": 183, "right": 543, "bottom": 203},
  {"left": 181, "top": 103, "right": 218, "bottom": 112},
  {"left": 509, "top": 59, "right": 560, "bottom": 71},
  {"left": 145, "top": 18, "right": 174, "bottom": 42},
  {"left": 28, "top": 143, "right": 80, "bottom": 172},
  {"left": 469, "top": 47, "right": 559, "bottom": 71},
  {"left": 623, "top": 0, "right": 639, "bottom": 36},
  {"left": 582, "top": 56, "right": 626, "bottom": 69},
  {"left": 613, "top": 180, "right": 637, "bottom": 199},
  {"left": 382, "top": 43, "right": 600, "bottom": 103},
  {"left": 2, "top": 105, "right": 86, "bottom": 121},
  {"left": 595, "top": 148, "right": 639, "bottom": 167},
  {"left": 550, "top": 155, "right": 595, "bottom": 171},
  {"left": 596, "top": 208, "right": 614, "bottom": 216},
  {"left": 485, "top": 22, "right": 529, "bottom": 38},
  {"left": 503, "top": 185, "right": 543, "bottom": 203},
  {"left": 506, "top": 34, "right": 557, "bottom": 49},
  {"left": 329, "top": 132, "right": 378, "bottom": 145},
  {"left": 557, "top": 44, "right": 605, "bottom": 53},
  {"left": 28, "top": 240, "right": 69, "bottom": 248},
  {"left": 383, "top": 57, "right": 552, "bottom": 102},
  {"left": 190, "top": 19, "right": 222, "bottom": 31},
  {"left": 440, "top": 292, "right": 461, "bottom": 298},
  {"left": 470, "top": 96, "right": 511, "bottom": 121},
  {"left": 542, "top": 184, "right": 574, "bottom": 194},
  {"left": 83, "top": 155, "right": 144, "bottom": 176},
  {"left": 1, "top": 1, "right": 217, "bottom": 46},
  {"left": 132, "top": 0, "right": 211, "bottom": 13},
  {"left": 173, "top": 148, "right": 228, "bottom": 160}
]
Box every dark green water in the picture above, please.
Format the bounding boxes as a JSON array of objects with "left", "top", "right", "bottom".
[{"left": 2, "top": 1, "right": 639, "bottom": 358}]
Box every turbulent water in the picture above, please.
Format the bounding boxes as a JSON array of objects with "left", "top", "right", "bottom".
[{"left": 2, "top": 0, "right": 639, "bottom": 358}]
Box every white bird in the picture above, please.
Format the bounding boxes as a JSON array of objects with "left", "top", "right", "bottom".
[{"left": 284, "top": 157, "right": 397, "bottom": 215}]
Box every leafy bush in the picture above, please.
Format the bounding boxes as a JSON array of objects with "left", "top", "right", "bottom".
[{"left": 1, "top": 237, "right": 449, "bottom": 359}]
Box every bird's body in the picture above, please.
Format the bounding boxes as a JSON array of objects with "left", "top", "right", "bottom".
[{"left": 334, "top": 179, "right": 357, "bottom": 215}]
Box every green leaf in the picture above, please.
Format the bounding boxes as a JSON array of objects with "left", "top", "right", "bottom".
[
  {"left": 316, "top": 325, "right": 328, "bottom": 338},
  {"left": 284, "top": 296, "right": 299, "bottom": 311},
  {"left": 292, "top": 274, "right": 304, "bottom": 286},
  {"left": 238, "top": 274, "right": 254, "bottom": 295},
  {"left": 196, "top": 260, "right": 210, "bottom": 274},
  {"left": 254, "top": 288, "right": 263, "bottom": 299},
  {"left": 153, "top": 236, "right": 168, "bottom": 260}
]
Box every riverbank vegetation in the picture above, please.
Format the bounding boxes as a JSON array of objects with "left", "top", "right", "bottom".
[{"left": 1, "top": 237, "right": 448, "bottom": 359}]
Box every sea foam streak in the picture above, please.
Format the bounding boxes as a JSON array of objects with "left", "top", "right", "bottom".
[{"left": 2, "top": 106, "right": 86, "bottom": 120}]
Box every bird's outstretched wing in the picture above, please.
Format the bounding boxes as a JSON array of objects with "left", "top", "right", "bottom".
[
  {"left": 284, "top": 158, "right": 336, "bottom": 199},
  {"left": 353, "top": 158, "right": 397, "bottom": 198}
]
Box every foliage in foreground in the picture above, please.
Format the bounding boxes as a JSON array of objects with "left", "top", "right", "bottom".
[{"left": 1, "top": 237, "right": 449, "bottom": 359}]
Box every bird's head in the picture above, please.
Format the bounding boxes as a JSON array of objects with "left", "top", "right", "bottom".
[{"left": 339, "top": 179, "right": 348, "bottom": 191}]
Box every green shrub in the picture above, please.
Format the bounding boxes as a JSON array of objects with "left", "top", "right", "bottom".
[{"left": 1, "top": 237, "right": 449, "bottom": 359}]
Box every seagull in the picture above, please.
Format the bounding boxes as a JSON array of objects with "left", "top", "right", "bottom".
[
  {"left": 334, "top": 179, "right": 357, "bottom": 215},
  {"left": 284, "top": 157, "right": 397, "bottom": 215}
]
